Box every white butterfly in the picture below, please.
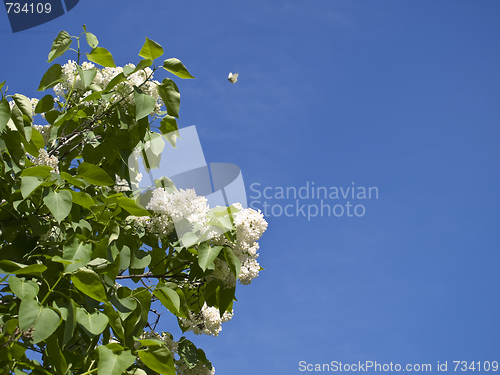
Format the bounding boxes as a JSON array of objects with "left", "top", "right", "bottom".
[{"left": 228, "top": 72, "right": 239, "bottom": 83}]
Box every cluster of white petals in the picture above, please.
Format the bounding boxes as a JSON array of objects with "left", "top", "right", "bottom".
[
  {"left": 30, "top": 98, "right": 39, "bottom": 114},
  {"left": 179, "top": 303, "right": 233, "bottom": 337},
  {"left": 209, "top": 203, "right": 267, "bottom": 285},
  {"left": 31, "top": 149, "right": 59, "bottom": 173},
  {"left": 53, "top": 60, "right": 162, "bottom": 116},
  {"left": 137, "top": 187, "right": 268, "bottom": 285},
  {"left": 145, "top": 188, "right": 210, "bottom": 238}
]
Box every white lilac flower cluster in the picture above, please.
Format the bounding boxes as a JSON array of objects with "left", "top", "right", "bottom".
[
  {"left": 144, "top": 188, "right": 210, "bottom": 238},
  {"left": 31, "top": 149, "right": 59, "bottom": 173},
  {"left": 30, "top": 98, "right": 39, "bottom": 114},
  {"left": 179, "top": 303, "right": 234, "bottom": 337},
  {"left": 136, "top": 187, "right": 268, "bottom": 286},
  {"left": 137, "top": 331, "right": 215, "bottom": 375},
  {"left": 210, "top": 202, "right": 268, "bottom": 286},
  {"left": 53, "top": 60, "right": 162, "bottom": 115}
]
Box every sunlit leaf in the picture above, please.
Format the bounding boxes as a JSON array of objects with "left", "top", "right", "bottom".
[
  {"left": 8, "top": 276, "right": 39, "bottom": 300},
  {"left": 76, "top": 307, "right": 109, "bottom": 336},
  {"left": 138, "top": 37, "right": 163, "bottom": 61},
  {"left": 71, "top": 268, "right": 108, "bottom": 302},
  {"left": 157, "top": 78, "right": 180, "bottom": 118},
  {"left": 138, "top": 346, "right": 175, "bottom": 375},
  {"left": 87, "top": 47, "right": 116, "bottom": 68},
  {"left": 47, "top": 31, "right": 72, "bottom": 62},
  {"left": 19, "top": 298, "right": 61, "bottom": 343},
  {"left": 43, "top": 189, "right": 73, "bottom": 223},
  {"left": 163, "top": 58, "right": 195, "bottom": 79},
  {"left": 97, "top": 346, "right": 135, "bottom": 375}
]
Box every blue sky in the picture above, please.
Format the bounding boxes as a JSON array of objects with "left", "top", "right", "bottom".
[{"left": 1, "top": 1, "right": 500, "bottom": 374}]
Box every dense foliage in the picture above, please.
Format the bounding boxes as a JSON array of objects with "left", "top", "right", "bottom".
[{"left": 0, "top": 26, "right": 267, "bottom": 375}]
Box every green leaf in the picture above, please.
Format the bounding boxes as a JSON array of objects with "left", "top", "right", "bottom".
[
  {"left": 138, "top": 346, "right": 175, "bottom": 375},
  {"left": 14, "top": 264, "right": 47, "bottom": 275},
  {"left": 0, "top": 98, "right": 11, "bottom": 133},
  {"left": 198, "top": 242, "right": 223, "bottom": 272},
  {"left": 108, "top": 220, "right": 120, "bottom": 245},
  {"left": 35, "top": 95, "right": 55, "bottom": 113},
  {"left": 43, "top": 189, "right": 73, "bottom": 223},
  {"left": 63, "top": 300, "right": 77, "bottom": 347},
  {"left": 117, "top": 197, "right": 149, "bottom": 216},
  {"left": 136, "top": 338, "right": 164, "bottom": 347},
  {"left": 18, "top": 298, "right": 61, "bottom": 343},
  {"left": 218, "top": 286, "right": 235, "bottom": 317},
  {"left": 71, "top": 268, "right": 108, "bottom": 302},
  {"left": 31, "top": 127, "right": 45, "bottom": 149},
  {"left": 86, "top": 47, "right": 116, "bottom": 68},
  {"left": 70, "top": 191, "right": 94, "bottom": 210},
  {"left": 153, "top": 286, "right": 181, "bottom": 317},
  {"left": 77, "top": 162, "right": 114, "bottom": 186},
  {"left": 63, "top": 235, "right": 92, "bottom": 273},
  {"left": 130, "top": 250, "right": 151, "bottom": 269},
  {"left": 104, "top": 72, "right": 126, "bottom": 92},
  {"left": 145, "top": 131, "right": 165, "bottom": 156},
  {"left": 83, "top": 91, "right": 102, "bottom": 102},
  {"left": 21, "top": 176, "right": 43, "bottom": 199},
  {"left": 178, "top": 339, "right": 199, "bottom": 369},
  {"left": 197, "top": 348, "right": 213, "bottom": 371},
  {"left": 77, "top": 66, "right": 97, "bottom": 89},
  {"left": 157, "top": 78, "right": 180, "bottom": 118},
  {"left": 110, "top": 290, "right": 137, "bottom": 321},
  {"left": 163, "top": 58, "right": 195, "bottom": 79},
  {"left": 154, "top": 176, "right": 177, "bottom": 192},
  {"left": 138, "top": 37, "right": 164, "bottom": 61},
  {"left": 0, "top": 261, "right": 48, "bottom": 276},
  {"left": 21, "top": 165, "right": 53, "bottom": 179},
  {"left": 45, "top": 334, "right": 68, "bottom": 375},
  {"left": 48, "top": 31, "right": 72, "bottom": 62},
  {"left": 223, "top": 246, "right": 241, "bottom": 280},
  {"left": 98, "top": 346, "right": 136, "bottom": 375},
  {"left": 123, "top": 59, "right": 152, "bottom": 77},
  {"left": 76, "top": 307, "right": 109, "bottom": 336},
  {"left": 86, "top": 31, "right": 99, "bottom": 49},
  {"left": 12, "top": 94, "right": 32, "bottom": 122},
  {"left": 8, "top": 276, "right": 39, "bottom": 300},
  {"left": 10, "top": 105, "right": 25, "bottom": 135},
  {"left": 134, "top": 89, "right": 156, "bottom": 120},
  {"left": 37, "top": 64, "right": 62, "bottom": 91},
  {"left": 60, "top": 171, "right": 87, "bottom": 188},
  {"left": 103, "top": 303, "right": 124, "bottom": 341},
  {"left": 159, "top": 115, "right": 179, "bottom": 147}
]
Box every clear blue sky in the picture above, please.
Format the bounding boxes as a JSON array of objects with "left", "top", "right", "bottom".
[{"left": 1, "top": 1, "right": 499, "bottom": 374}]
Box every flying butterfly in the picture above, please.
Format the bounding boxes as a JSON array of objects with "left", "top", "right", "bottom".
[{"left": 228, "top": 72, "right": 239, "bottom": 83}]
